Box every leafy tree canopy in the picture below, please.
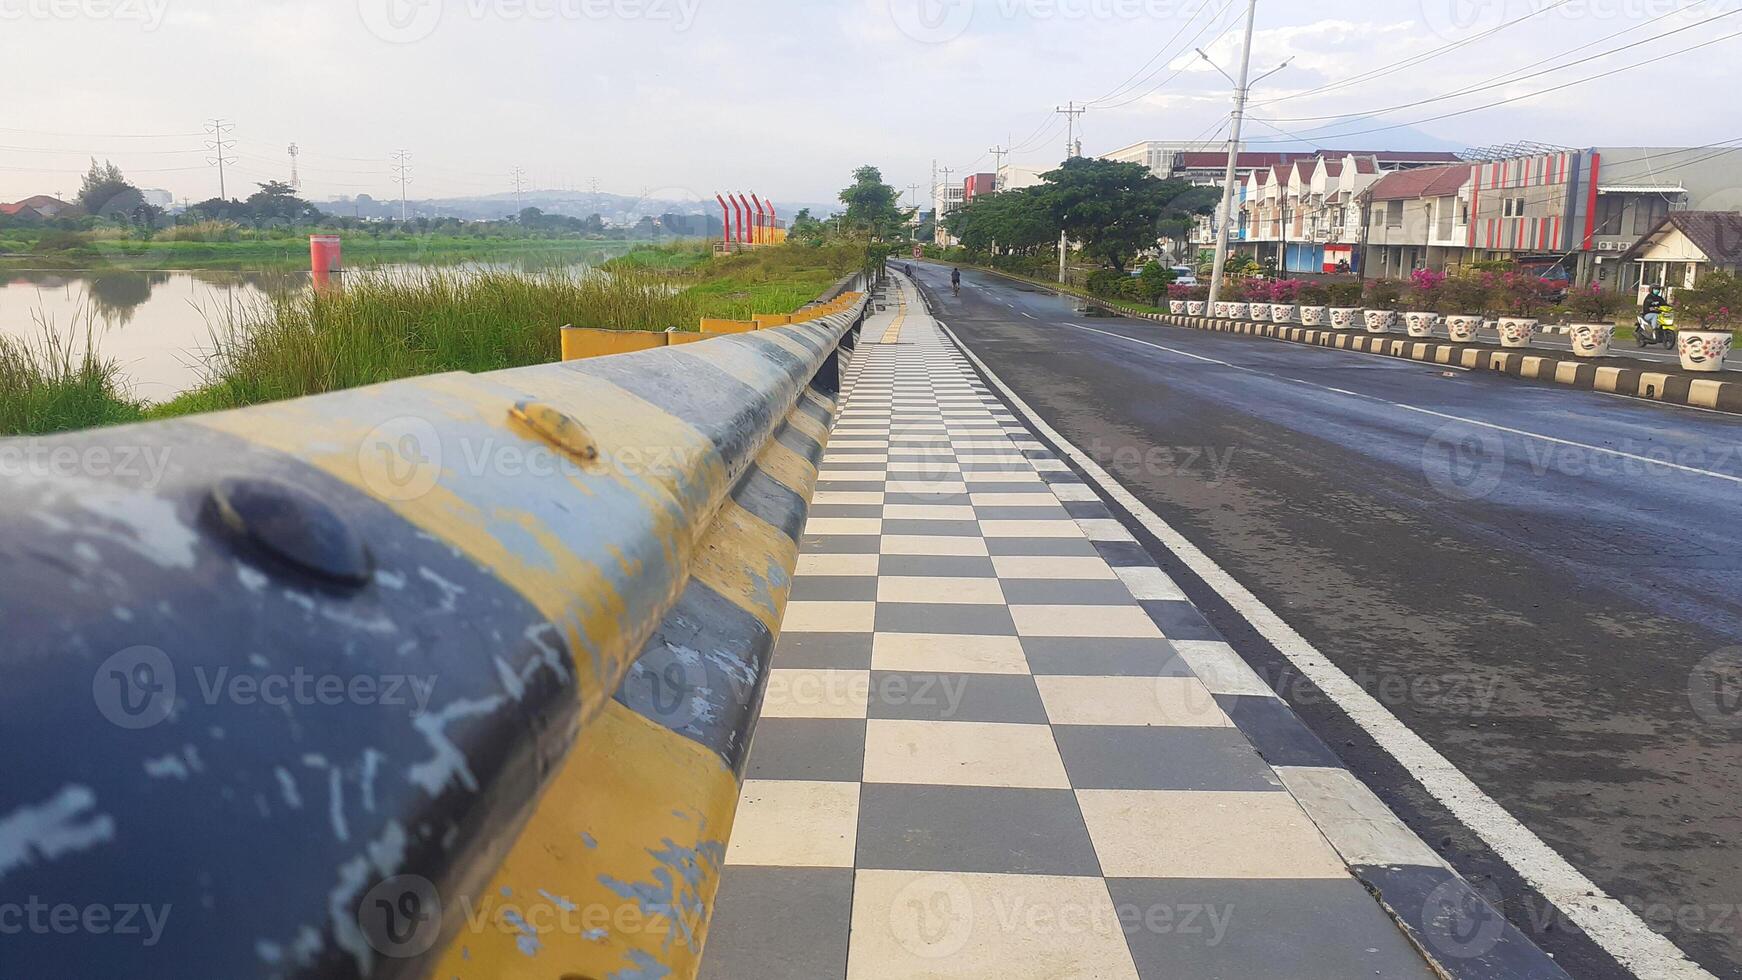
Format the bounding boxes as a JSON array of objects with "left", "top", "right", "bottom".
[{"left": 838, "top": 165, "right": 914, "bottom": 240}]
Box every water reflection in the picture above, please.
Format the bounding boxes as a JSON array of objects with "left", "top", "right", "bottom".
[{"left": 0, "top": 250, "right": 623, "bottom": 402}]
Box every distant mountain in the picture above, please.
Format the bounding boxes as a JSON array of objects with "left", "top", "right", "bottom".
[
  {"left": 317, "top": 189, "right": 842, "bottom": 226},
  {"left": 1248, "top": 119, "right": 1468, "bottom": 154}
]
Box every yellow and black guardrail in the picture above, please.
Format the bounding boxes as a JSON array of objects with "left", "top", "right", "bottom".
[{"left": 0, "top": 271, "right": 874, "bottom": 979}]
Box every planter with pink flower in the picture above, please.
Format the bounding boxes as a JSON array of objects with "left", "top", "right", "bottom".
[
  {"left": 1363, "top": 279, "right": 1404, "bottom": 333},
  {"left": 1326, "top": 281, "right": 1364, "bottom": 329},
  {"left": 1672, "top": 271, "right": 1741, "bottom": 372},
  {"left": 1267, "top": 279, "right": 1303, "bottom": 323},
  {"left": 1297, "top": 283, "right": 1330, "bottom": 326},
  {"left": 1167, "top": 283, "right": 1198, "bottom": 316},
  {"left": 1562, "top": 283, "right": 1626, "bottom": 358},
  {"left": 1403, "top": 269, "right": 1445, "bottom": 337},
  {"left": 1491, "top": 270, "right": 1553, "bottom": 348},
  {"left": 1437, "top": 274, "right": 1491, "bottom": 341}
]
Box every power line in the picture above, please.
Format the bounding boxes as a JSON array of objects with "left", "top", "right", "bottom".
[
  {"left": 1095, "top": 0, "right": 1245, "bottom": 111},
  {"left": 1245, "top": 25, "right": 1742, "bottom": 146},
  {"left": 1247, "top": 0, "right": 1577, "bottom": 110},
  {"left": 1264, "top": 6, "right": 1737, "bottom": 123},
  {"left": 1087, "top": 0, "right": 1235, "bottom": 106}
]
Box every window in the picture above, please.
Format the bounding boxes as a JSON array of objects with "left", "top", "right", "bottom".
[
  {"left": 1594, "top": 196, "right": 1626, "bottom": 236},
  {"left": 1386, "top": 200, "right": 1404, "bottom": 227},
  {"left": 1633, "top": 197, "right": 1669, "bottom": 236}
]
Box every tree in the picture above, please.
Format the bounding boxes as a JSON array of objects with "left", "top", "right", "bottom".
[
  {"left": 244, "top": 180, "right": 322, "bottom": 226},
  {"left": 941, "top": 187, "right": 1057, "bottom": 257},
  {"left": 789, "top": 207, "right": 829, "bottom": 246},
  {"left": 1042, "top": 157, "right": 1211, "bottom": 271},
  {"left": 838, "top": 165, "right": 913, "bottom": 240},
  {"left": 77, "top": 158, "right": 137, "bottom": 214}
]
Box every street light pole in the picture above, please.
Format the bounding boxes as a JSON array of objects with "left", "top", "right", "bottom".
[{"left": 1207, "top": 0, "right": 1259, "bottom": 309}]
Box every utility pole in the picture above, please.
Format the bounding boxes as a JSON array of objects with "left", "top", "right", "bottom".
[
  {"left": 1055, "top": 102, "right": 1086, "bottom": 160},
  {"left": 1055, "top": 103, "right": 1087, "bottom": 283},
  {"left": 390, "top": 149, "right": 413, "bottom": 221},
  {"left": 204, "top": 118, "right": 236, "bottom": 199},
  {"left": 907, "top": 183, "right": 923, "bottom": 207},
  {"left": 287, "top": 143, "right": 301, "bottom": 191},
  {"left": 1208, "top": 0, "right": 1260, "bottom": 308},
  {"left": 988, "top": 145, "right": 1008, "bottom": 189}
]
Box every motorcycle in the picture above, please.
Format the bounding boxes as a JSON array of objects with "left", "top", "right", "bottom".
[{"left": 1635, "top": 305, "right": 1677, "bottom": 349}]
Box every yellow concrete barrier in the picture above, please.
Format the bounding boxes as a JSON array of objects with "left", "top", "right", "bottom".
[
  {"left": 698, "top": 318, "right": 757, "bottom": 334},
  {"left": 753, "top": 314, "right": 793, "bottom": 329},
  {"left": 561, "top": 325, "right": 670, "bottom": 361},
  {"left": 667, "top": 330, "right": 710, "bottom": 346}
]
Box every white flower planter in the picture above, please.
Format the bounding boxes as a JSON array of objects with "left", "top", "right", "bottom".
[
  {"left": 1299, "top": 306, "right": 1329, "bottom": 326},
  {"left": 1678, "top": 329, "right": 1734, "bottom": 372},
  {"left": 1497, "top": 317, "right": 1537, "bottom": 348},
  {"left": 1271, "top": 304, "right": 1299, "bottom": 323},
  {"left": 1568, "top": 323, "right": 1613, "bottom": 358},
  {"left": 1403, "top": 312, "right": 1439, "bottom": 337},
  {"left": 1169, "top": 300, "right": 1187, "bottom": 315},
  {"left": 1249, "top": 303, "right": 1271, "bottom": 322},
  {"left": 1329, "top": 307, "right": 1361, "bottom": 328},
  {"left": 1226, "top": 302, "right": 1250, "bottom": 319},
  {"left": 1212, "top": 302, "right": 1229, "bottom": 318},
  {"left": 1445, "top": 315, "right": 1483, "bottom": 342},
  {"left": 1364, "top": 309, "right": 1399, "bottom": 333},
  {"left": 1186, "top": 301, "right": 1207, "bottom": 315}
]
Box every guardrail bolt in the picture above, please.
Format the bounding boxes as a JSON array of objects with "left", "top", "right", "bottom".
[
  {"left": 210, "top": 477, "right": 375, "bottom": 588},
  {"left": 511, "top": 400, "right": 600, "bottom": 465}
]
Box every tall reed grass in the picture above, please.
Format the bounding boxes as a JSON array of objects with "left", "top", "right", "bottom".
[
  {"left": 0, "top": 315, "right": 145, "bottom": 436},
  {"left": 180, "top": 266, "right": 701, "bottom": 411}
]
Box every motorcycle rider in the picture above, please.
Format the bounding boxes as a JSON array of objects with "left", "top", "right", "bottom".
[{"left": 1641, "top": 284, "right": 1670, "bottom": 339}]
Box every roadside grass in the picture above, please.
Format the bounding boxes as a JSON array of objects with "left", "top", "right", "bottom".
[
  {"left": 159, "top": 266, "right": 701, "bottom": 414},
  {"left": 6, "top": 241, "right": 862, "bottom": 434},
  {"left": 0, "top": 317, "right": 146, "bottom": 436}
]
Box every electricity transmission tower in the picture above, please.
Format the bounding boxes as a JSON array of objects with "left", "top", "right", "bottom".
[
  {"left": 288, "top": 143, "right": 301, "bottom": 191},
  {"left": 511, "top": 167, "right": 528, "bottom": 211},
  {"left": 204, "top": 119, "right": 236, "bottom": 198},
  {"left": 390, "top": 149, "right": 413, "bottom": 221}
]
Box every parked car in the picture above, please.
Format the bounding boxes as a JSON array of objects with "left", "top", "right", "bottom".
[{"left": 1171, "top": 265, "right": 1199, "bottom": 286}]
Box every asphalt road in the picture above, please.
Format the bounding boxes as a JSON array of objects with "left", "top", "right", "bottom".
[{"left": 913, "top": 261, "right": 1742, "bottom": 979}]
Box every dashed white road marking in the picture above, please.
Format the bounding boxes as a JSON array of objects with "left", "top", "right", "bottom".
[
  {"left": 1057, "top": 320, "right": 1742, "bottom": 487},
  {"left": 938, "top": 317, "right": 1718, "bottom": 980}
]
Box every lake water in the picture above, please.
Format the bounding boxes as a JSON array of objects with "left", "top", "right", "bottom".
[{"left": 0, "top": 253, "right": 618, "bottom": 403}]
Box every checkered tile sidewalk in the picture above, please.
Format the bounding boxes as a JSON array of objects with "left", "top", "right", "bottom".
[{"left": 699, "top": 277, "right": 1435, "bottom": 979}]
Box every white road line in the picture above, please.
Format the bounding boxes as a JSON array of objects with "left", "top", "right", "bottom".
[
  {"left": 938, "top": 318, "right": 1717, "bottom": 980},
  {"left": 1058, "top": 320, "right": 1742, "bottom": 486}
]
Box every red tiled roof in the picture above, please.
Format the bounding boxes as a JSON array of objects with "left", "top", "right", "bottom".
[
  {"left": 1619, "top": 211, "right": 1742, "bottom": 264},
  {"left": 1367, "top": 164, "right": 1472, "bottom": 201}
]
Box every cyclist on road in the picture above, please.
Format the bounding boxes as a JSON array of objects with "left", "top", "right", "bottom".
[{"left": 951, "top": 267, "right": 962, "bottom": 296}]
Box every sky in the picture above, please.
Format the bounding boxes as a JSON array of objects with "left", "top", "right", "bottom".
[{"left": 3, "top": 0, "right": 1738, "bottom": 210}]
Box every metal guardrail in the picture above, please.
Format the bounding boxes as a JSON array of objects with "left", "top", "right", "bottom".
[{"left": 0, "top": 271, "right": 873, "bottom": 978}]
